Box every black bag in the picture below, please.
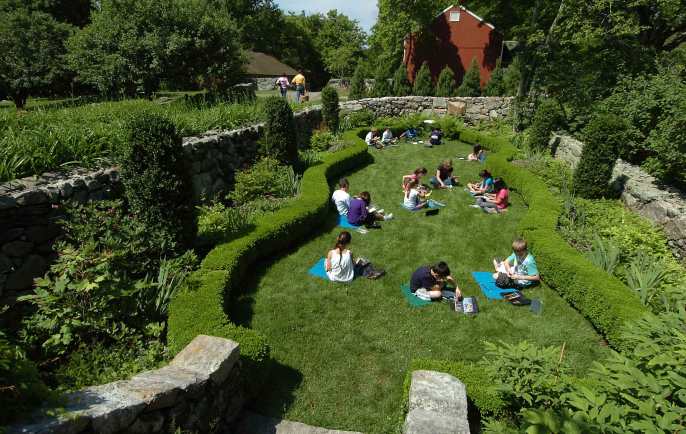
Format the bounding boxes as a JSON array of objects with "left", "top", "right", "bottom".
[{"left": 495, "top": 272, "right": 514, "bottom": 289}]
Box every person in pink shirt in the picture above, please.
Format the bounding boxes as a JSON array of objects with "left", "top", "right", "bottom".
[
  {"left": 275, "top": 73, "right": 289, "bottom": 99},
  {"left": 473, "top": 178, "right": 509, "bottom": 213}
]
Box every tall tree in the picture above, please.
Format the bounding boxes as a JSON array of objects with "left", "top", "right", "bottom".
[
  {"left": 0, "top": 6, "right": 73, "bottom": 109},
  {"left": 435, "top": 66, "right": 457, "bottom": 97},
  {"left": 457, "top": 58, "right": 482, "bottom": 97},
  {"left": 392, "top": 64, "right": 412, "bottom": 96}
]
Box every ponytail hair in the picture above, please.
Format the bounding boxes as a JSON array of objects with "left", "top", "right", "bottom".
[{"left": 335, "top": 231, "right": 352, "bottom": 254}]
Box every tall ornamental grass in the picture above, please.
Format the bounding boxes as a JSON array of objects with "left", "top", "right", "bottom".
[{"left": 0, "top": 99, "right": 263, "bottom": 182}]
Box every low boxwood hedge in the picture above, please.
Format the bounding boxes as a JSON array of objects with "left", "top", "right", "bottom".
[
  {"left": 455, "top": 127, "right": 648, "bottom": 350},
  {"left": 167, "top": 133, "right": 369, "bottom": 395}
]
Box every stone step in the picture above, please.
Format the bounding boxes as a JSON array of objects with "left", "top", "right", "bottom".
[{"left": 233, "top": 411, "right": 362, "bottom": 434}]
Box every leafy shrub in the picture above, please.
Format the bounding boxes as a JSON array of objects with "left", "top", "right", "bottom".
[
  {"left": 503, "top": 57, "right": 522, "bottom": 97},
  {"left": 573, "top": 113, "right": 630, "bottom": 199},
  {"left": 484, "top": 60, "right": 506, "bottom": 96},
  {"left": 120, "top": 112, "right": 196, "bottom": 248},
  {"left": 392, "top": 64, "right": 412, "bottom": 96},
  {"left": 526, "top": 98, "right": 564, "bottom": 151},
  {"left": 349, "top": 65, "right": 366, "bottom": 100},
  {"left": 54, "top": 337, "right": 167, "bottom": 392},
  {"left": 435, "top": 66, "right": 457, "bottom": 97},
  {"left": 412, "top": 63, "right": 434, "bottom": 96},
  {"left": 321, "top": 86, "right": 340, "bottom": 133},
  {"left": 0, "top": 330, "right": 49, "bottom": 425},
  {"left": 586, "top": 235, "right": 620, "bottom": 275},
  {"left": 371, "top": 68, "right": 392, "bottom": 98},
  {"left": 262, "top": 96, "right": 298, "bottom": 164},
  {"left": 341, "top": 109, "right": 375, "bottom": 131},
  {"left": 643, "top": 108, "right": 686, "bottom": 188},
  {"left": 309, "top": 131, "right": 337, "bottom": 152},
  {"left": 457, "top": 57, "right": 482, "bottom": 97},
  {"left": 230, "top": 157, "right": 301, "bottom": 205},
  {"left": 623, "top": 255, "right": 669, "bottom": 306}
]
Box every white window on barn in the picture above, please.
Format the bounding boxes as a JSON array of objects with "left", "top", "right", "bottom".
[{"left": 449, "top": 11, "right": 461, "bottom": 22}]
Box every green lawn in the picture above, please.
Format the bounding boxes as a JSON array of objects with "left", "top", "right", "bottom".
[{"left": 231, "top": 140, "right": 609, "bottom": 433}]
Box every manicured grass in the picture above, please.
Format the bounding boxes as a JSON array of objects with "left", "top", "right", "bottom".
[{"left": 230, "top": 140, "right": 609, "bottom": 433}]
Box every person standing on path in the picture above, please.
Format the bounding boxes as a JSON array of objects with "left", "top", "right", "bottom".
[
  {"left": 275, "top": 73, "right": 290, "bottom": 99},
  {"left": 292, "top": 71, "right": 306, "bottom": 103}
]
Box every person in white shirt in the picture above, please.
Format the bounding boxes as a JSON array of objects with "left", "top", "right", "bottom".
[
  {"left": 365, "top": 128, "right": 381, "bottom": 148},
  {"left": 326, "top": 231, "right": 356, "bottom": 282},
  {"left": 382, "top": 128, "right": 397, "bottom": 145},
  {"left": 403, "top": 179, "right": 428, "bottom": 210},
  {"left": 331, "top": 178, "right": 351, "bottom": 216}
]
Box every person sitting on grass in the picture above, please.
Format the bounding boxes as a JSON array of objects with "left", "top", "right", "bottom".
[
  {"left": 331, "top": 177, "right": 351, "bottom": 216},
  {"left": 430, "top": 159, "right": 459, "bottom": 189},
  {"left": 492, "top": 238, "right": 540, "bottom": 288},
  {"left": 399, "top": 127, "right": 418, "bottom": 141},
  {"left": 403, "top": 179, "right": 429, "bottom": 210},
  {"left": 429, "top": 128, "right": 443, "bottom": 146},
  {"left": 410, "top": 261, "right": 462, "bottom": 301},
  {"left": 467, "top": 170, "right": 494, "bottom": 196},
  {"left": 348, "top": 191, "right": 393, "bottom": 227},
  {"left": 402, "top": 167, "right": 428, "bottom": 192},
  {"left": 325, "top": 231, "right": 384, "bottom": 282},
  {"left": 382, "top": 128, "right": 397, "bottom": 145},
  {"left": 472, "top": 178, "right": 509, "bottom": 213},
  {"left": 365, "top": 129, "right": 382, "bottom": 148},
  {"left": 468, "top": 144, "right": 486, "bottom": 162}
]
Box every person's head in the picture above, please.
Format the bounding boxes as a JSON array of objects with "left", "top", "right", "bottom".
[
  {"left": 385, "top": 128, "right": 390, "bottom": 132},
  {"left": 282, "top": 72, "right": 287, "bottom": 77},
  {"left": 479, "top": 169, "right": 492, "bottom": 179},
  {"left": 473, "top": 144, "right": 482, "bottom": 154},
  {"left": 415, "top": 167, "right": 428, "bottom": 177},
  {"left": 493, "top": 177, "right": 507, "bottom": 192},
  {"left": 335, "top": 231, "right": 352, "bottom": 252},
  {"left": 430, "top": 261, "right": 451, "bottom": 279},
  {"left": 512, "top": 238, "right": 528, "bottom": 256},
  {"left": 407, "top": 179, "right": 419, "bottom": 190},
  {"left": 441, "top": 159, "right": 453, "bottom": 169},
  {"left": 339, "top": 177, "right": 349, "bottom": 191},
  {"left": 358, "top": 191, "right": 371, "bottom": 205}
]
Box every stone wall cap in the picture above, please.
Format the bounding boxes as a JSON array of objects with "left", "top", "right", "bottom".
[{"left": 170, "top": 335, "right": 240, "bottom": 385}]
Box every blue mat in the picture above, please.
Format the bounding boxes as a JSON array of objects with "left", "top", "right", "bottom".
[
  {"left": 338, "top": 214, "right": 361, "bottom": 229},
  {"left": 308, "top": 258, "right": 329, "bottom": 280},
  {"left": 401, "top": 283, "right": 433, "bottom": 307},
  {"left": 471, "top": 272, "right": 515, "bottom": 300}
]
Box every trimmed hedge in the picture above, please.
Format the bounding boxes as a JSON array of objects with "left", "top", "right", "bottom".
[
  {"left": 455, "top": 127, "right": 648, "bottom": 350},
  {"left": 167, "top": 134, "right": 369, "bottom": 394}
]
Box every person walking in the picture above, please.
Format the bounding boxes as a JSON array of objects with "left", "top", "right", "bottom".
[
  {"left": 292, "top": 70, "right": 306, "bottom": 103},
  {"left": 275, "top": 73, "right": 290, "bottom": 99}
]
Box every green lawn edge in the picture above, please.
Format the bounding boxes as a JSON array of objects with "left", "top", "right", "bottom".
[{"left": 167, "top": 132, "right": 370, "bottom": 395}]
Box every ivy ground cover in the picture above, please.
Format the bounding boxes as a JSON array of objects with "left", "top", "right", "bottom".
[{"left": 231, "top": 139, "right": 609, "bottom": 433}]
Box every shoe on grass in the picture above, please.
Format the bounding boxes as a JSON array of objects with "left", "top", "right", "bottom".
[
  {"left": 357, "top": 227, "right": 369, "bottom": 234},
  {"left": 384, "top": 213, "right": 394, "bottom": 221},
  {"left": 469, "top": 204, "right": 480, "bottom": 208},
  {"left": 415, "top": 288, "right": 431, "bottom": 301}
]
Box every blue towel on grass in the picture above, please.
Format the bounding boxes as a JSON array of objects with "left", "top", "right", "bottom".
[
  {"left": 471, "top": 272, "right": 515, "bottom": 300},
  {"left": 338, "top": 214, "right": 361, "bottom": 229},
  {"left": 308, "top": 258, "right": 329, "bottom": 280},
  {"left": 401, "top": 283, "right": 433, "bottom": 308}
]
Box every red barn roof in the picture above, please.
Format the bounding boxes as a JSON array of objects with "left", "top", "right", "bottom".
[{"left": 403, "top": 4, "right": 503, "bottom": 87}]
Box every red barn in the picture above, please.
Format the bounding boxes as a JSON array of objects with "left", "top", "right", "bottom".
[{"left": 403, "top": 4, "right": 503, "bottom": 87}]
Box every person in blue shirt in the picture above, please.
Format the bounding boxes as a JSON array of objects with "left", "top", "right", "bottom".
[
  {"left": 492, "top": 238, "right": 540, "bottom": 287},
  {"left": 400, "top": 127, "right": 418, "bottom": 141},
  {"left": 467, "top": 170, "right": 495, "bottom": 196}
]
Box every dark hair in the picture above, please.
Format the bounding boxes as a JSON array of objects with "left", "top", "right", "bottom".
[
  {"left": 339, "top": 177, "right": 349, "bottom": 189},
  {"left": 358, "top": 191, "right": 371, "bottom": 204},
  {"left": 335, "top": 231, "right": 352, "bottom": 253},
  {"left": 415, "top": 167, "right": 428, "bottom": 176},
  {"left": 431, "top": 261, "right": 451, "bottom": 278},
  {"left": 479, "top": 169, "right": 492, "bottom": 179},
  {"left": 493, "top": 178, "right": 507, "bottom": 192},
  {"left": 473, "top": 144, "right": 482, "bottom": 154}
]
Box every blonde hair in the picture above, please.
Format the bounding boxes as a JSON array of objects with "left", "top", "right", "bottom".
[
  {"left": 512, "top": 238, "right": 528, "bottom": 252},
  {"left": 441, "top": 159, "right": 453, "bottom": 169}
]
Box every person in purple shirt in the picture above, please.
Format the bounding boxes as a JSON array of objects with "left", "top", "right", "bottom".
[
  {"left": 347, "top": 191, "right": 393, "bottom": 227},
  {"left": 410, "top": 261, "right": 462, "bottom": 301}
]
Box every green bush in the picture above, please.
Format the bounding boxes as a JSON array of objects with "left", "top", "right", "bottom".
[
  {"left": 229, "top": 157, "right": 301, "bottom": 205},
  {"left": 0, "top": 330, "right": 49, "bottom": 425},
  {"left": 412, "top": 63, "right": 434, "bottom": 96},
  {"left": 484, "top": 60, "right": 506, "bottom": 96},
  {"left": 573, "top": 113, "right": 630, "bottom": 199},
  {"left": 321, "top": 86, "right": 340, "bottom": 133},
  {"left": 121, "top": 112, "right": 196, "bottom": 248},
  {"left": 349, "top": 65, "right": 366, "bottom": 100},
  {"left": 167, "top": 136, "right": 369, "bottom": 396},
  {"left": 526, "top": 98, "right": 564, "bottom": 151},
  {"left": 643, "top": 109, "right": 686, "bottom": 188},
  {"left": 392, "top": 64, "right": 412, "bottom": 96},
  {"left": 262, "top": 96, "right": 298, "bottom": 164},
  {"left": 503, "top": 57, "right": 522, "bottom": 97},
  {"left": 457, "top": 57, "right": 482, "bottom": 97},
  {"left": 435, "top": 66, "right": 457, "bottom": 97},
  {"left": 309, "top": 131, "right": 337, "bottom": 152},
  {"left": 341, "top": 109, "right": 375, "bottom": 131},
  {"left": 371, "top": 68, "right": 392, "bottom": 98}
]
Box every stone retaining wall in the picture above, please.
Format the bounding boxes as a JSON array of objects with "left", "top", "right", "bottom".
[
  {"left": 551, "top": 134, "right": 686, "bottom": 260},
  {"left": 9, "top": 335, "right": 244, "bottom": 434},
  {"left": 341, "top": 96, "right": 512, "bottom": 124},
  {"left": 0, "top": 107, "right": 322, "bottom": 307}
]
